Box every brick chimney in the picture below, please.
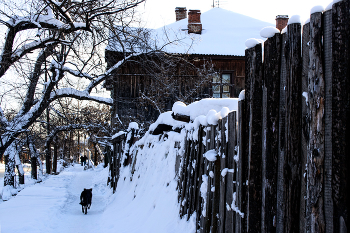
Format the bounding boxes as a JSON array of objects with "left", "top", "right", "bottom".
[
  {"left": 188, "top": 10, "right": 202, "bottom": 34},
  {"left": 276, "top": 15, "right": 289, "bottom": 31},
  {"left": 175, "top": 7, "right": 187, "bottom": 21}
]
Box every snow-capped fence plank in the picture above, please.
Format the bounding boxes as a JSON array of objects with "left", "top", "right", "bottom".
[
  {"left": 218, "top": 117, "right": 227, "bottom": 233},
  {"left": 108, "top": 133, "right": 126, "bottom": 193},
  {"left": 323, "top": 7, "right": 333, "bottom": 233},
  {"left": 300, "top": 20, "right": 310, "bottom": 233},
  {"left": 245, "top": 42, "right": 263, "bottom": 232},
  {"left": 195, "top": 126, "right": 205, "bottom": 230},
  {"left": 261, "top": 32, "right": 281, "bottom": 233},
  {"left": 276, "top": 31, "right": 288, "bottom": 233},
  {"left": 306, "top": 11, "right": 326, "bottom": 232},
  {"left": 179, "top": 137, "right": 191, "bottom": 217},
  {"left": 212, "top": 124, "right": 221, "bottom": 233},
  {"left": 225, "top": 111, "right": 237, "bottom": 232},
  {"left": 188, "top": 138, "right": 197, "bottom": 218},
  {"left": 280, "top": 21, "right": 303, "bottom": 233},
  {"left": 235, "top": 99, "right": 247, "bottom": 233},
  {"left": 331, "top": 1, "right": 350, "bottom": 232}
]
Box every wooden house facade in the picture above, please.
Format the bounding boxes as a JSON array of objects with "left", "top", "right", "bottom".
[{"left": 105, "top": 7, "right": 273, "bottom": 132}]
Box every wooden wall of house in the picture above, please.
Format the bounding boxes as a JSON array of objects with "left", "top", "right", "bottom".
[{"left": 105, "top": 51, "right": 245, "bottom": 131}]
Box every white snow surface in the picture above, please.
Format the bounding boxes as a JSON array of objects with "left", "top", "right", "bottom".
[
  {"left": 172, "top": 98, "right": 239, "bottom": 123},
  {"left": 107, "top": 8, "right": 273, "bottom": 56},
  {"left": 239, "top": 90, "right": 245, "bottom": 100},
  {"left": 0, "top": 159, "right": 195, "bottom": 232},
  {"left": 326, "top": 2, "right": 334, "bottom": 10},
  {"left": 245, "top": 38, "right": 262, "bottom": 49},
  {"left": 204, "top": 149, "right": 218, "bottom": 162},
  {"left": 260, "top": 26, "right": 280, "bottom": 38},
  {"left": 288, "top": 15, "right": 302, "bottom": 25},
  {"left": 311, "top": 5, "right": 325, "bottom": 14}
]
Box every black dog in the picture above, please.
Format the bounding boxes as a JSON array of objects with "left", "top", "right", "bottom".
[{"left": 80, "top": 188, "right": 92, "bottom": 214}]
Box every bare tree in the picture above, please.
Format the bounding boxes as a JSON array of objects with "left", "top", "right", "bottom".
[{"left": 0, "top": 0, "right": 147, "bottom": 186}]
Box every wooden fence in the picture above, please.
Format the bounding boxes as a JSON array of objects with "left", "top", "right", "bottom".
[
  {"left": 178, "top": 2, "right": 350, "bottom": 232},
  {"left": 177, "top": 111, "right": 237, "bottom": 233}
]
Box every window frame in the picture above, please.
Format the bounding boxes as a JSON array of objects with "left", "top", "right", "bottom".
[{"left": 212, "top": 71, "right": 234, "bottom": 98}]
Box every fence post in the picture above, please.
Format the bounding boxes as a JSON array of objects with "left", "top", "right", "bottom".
[
  {"left": 196, "top": 126, "right": 205, "bottom": 231},
  {"left": 332, "top": 1, "right": 350, "bottom": 232},
  {"left": 276, "top": 31, "right": 288, "bottom": 233},
  {"left": 245, "top": 42, "right": 263, "bottom": 232},
  {"left": 262, "top": 32, "right": 281, "bottom": 233},
  {"left": 225, "top": 111, "right": 236, "bottom": 232},
  {"left": 323, "top": 7, "right": 333, "bottom": 233},
  {"left": 300, "top": 20, "right": 310, "bottom": 233},
  {"left": 236, "top": 99, "right": 247, "bottom": 233},
  {"left": 283, "top": 21, "right": 303, "bottom": 232},
  {"left": 306, "top": 11, "right": 326, "bottom": 232},
  {"left": 218, "top": 117, "right": 227, "bottom": 233}
]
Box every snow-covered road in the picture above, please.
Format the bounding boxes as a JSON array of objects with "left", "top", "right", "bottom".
[
  {"left": 0, "top": 134, "right": 196, "bottom": 233},
  {"left": 0, "top": 162, "right": 195, "bottom": 233},
  {"left": 0, "top": 164, "right": 111, "bottom": 233}
]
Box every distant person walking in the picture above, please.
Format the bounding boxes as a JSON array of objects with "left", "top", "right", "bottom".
[{"left": 80, "top": 155, "right": 87, "bottom": 166}]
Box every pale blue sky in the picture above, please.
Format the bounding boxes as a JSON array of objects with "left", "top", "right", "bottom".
[{"left": 138, "top": 0, "right": 334, "bottom": 28}]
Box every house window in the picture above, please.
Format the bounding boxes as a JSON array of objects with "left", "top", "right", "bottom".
[{"left": 212, "top": 73, "right": 232, "bottom": 98}]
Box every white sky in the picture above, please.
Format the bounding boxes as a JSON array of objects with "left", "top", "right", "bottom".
[{"left": 138, "top": 0, "right": 334, "bottom": 28}]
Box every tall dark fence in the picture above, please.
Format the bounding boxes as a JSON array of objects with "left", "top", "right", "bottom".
[{"left": 178, "top": 2, "right": 350, "bottom": 232}]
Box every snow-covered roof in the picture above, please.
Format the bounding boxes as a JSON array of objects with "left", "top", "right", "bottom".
[{"left": 107, "top": 8, "right": 273, "bottom": 56}]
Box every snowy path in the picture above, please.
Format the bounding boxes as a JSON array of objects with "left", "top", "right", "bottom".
[
  {"left": 0, "top": 164, "right": 110, "bottom": 233},
  {"left": 0, "top": 154, "right": 194, "bottom": 233}
]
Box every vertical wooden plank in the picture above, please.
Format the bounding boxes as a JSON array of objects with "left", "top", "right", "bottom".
[
  {"left": 196, "top": 126, "right": 205, "bottom": 231},
  {"left": 235, "top": 100, "right": 246, "bottom": 233},
  {"left": 276, "top": 31, "right": 287, "bottom": 233},
  {"left": 212, "top": 123, "right": 221, "bottom": 233},
  {"left": 219, "top": 118, "right": 227, "bottom": 233},
  {"left": 202, "top": 126, "right": 212, "bottom": 233},
  {"left": 180, "top": 136, "right": 190, "bottom": 217},
  {"left": 246, "top": 43, "right": 263, "bottom": 233},
  {"left": 262, "top": 32, "right": 281, "bottom": 233},
  {"left": 300, "top": 20, "right": 310, "bottom": 233},
  {"left": 332, "top": 1, "right": 350, "bottom": 232},
  {"left": 284, "top": 21, "right": 303, "bottom": 232},
  {"left": 187, "top": 135, "right": 196, "bottom": 218},
  {"left": 323, "top": 7, "right": 333, "bottom": 233},
  {"left": 306, "top": 11, "right": 326, "bottom": 232},
  {"left": 184, "top": 138, "right": 194, "bottom": 218},
  {"left": 225, "top": 111, "right": 237, "bottom": 232}
]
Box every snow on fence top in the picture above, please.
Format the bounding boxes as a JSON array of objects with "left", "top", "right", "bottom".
[
  {"left": 310, "top": 5, "right": 325, "bottom": 14},
  {"left": 260, "top": 26, "right": 280, "bottom": 38},
  {"left": 146, "top": 98, "right": 239, "bottom": 136},
  {"left": 172, "top": 98, "right": 238, "bottom": 123},
  {"left": 288, "top": 15, "right": 302, "bottom": 25}
]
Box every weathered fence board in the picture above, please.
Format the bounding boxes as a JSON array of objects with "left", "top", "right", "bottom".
[
  {"left": 284, "top": 21, "right": 303, "bottom": 233},
  {"left": 323, "top": 8, "right": 333, "bottom": 233},
  {"left": 262, "top": 32, "right": 281, "bottom": 233},
  {"left": 332, "top": 1, "right": 350, "bottom": 232},
  {"left": 236, "top": 99, "right": 247, "bottom": 233},
  {"left": 300, "top": 20, "right": 310, "bottom": 233},
  {"left": 307, "top": 11, "right": 325, "bottom": 232},
  {"left": 276, "top": 31, "right": 288, "bottom": 233},
  {"left": 225, "top": 111, "right": 236, "bottom": 233},
  {"left": 246, "top": 42, "right": 263, "bottom": 233}
]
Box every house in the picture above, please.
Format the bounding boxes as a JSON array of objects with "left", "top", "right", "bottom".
[{"left": 105, "top": 7, "right": 278, "bottom": 132}]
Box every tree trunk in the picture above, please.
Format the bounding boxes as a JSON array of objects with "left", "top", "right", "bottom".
[{"left": 53, "top": 138, "right": 58, "bottom": 174}]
